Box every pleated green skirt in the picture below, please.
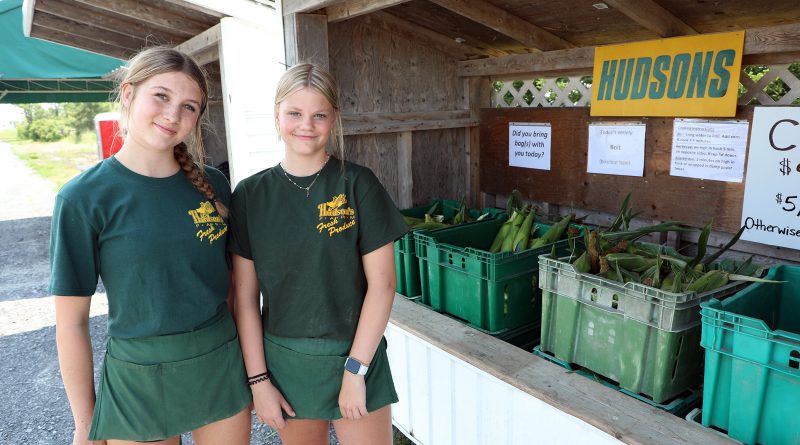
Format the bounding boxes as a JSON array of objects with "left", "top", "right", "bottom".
[
  {"left": 88, "top": 309, "right": 252, "bottom": 441},
  {"left": 263, "top": 333, "right": 398, "bottom": 420}
]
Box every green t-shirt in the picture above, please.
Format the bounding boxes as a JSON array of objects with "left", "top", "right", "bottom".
[
  {"left": 229, "top": 158, "right": 407, "bottom": 340},
  {"left": 49, "top": 156, "right": 232, "bottom": 338}
]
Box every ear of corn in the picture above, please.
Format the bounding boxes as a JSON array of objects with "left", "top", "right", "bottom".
[
  {"left": 501, "top": 208, "right": 528, "bottom": 252},
  {"left": 490, "top": 212, "right": 517, "bottom": 253},
  {"left": 530, "top": 213, "right": 575, "bottom": 249},
  {"left": 572, "top": 251, "right": 591, "bottom": 273},
  {"left": 513, "top": 207, "right": 537, "bottom": 252},
  {"left": 686, "top": 269, "right": 729, "bottom": 292}
]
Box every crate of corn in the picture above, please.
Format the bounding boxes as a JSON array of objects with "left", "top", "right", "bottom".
[
  {"left": 537, "top": 194, "right": 771, "bottom": 403},
  {"left": 415, "top": 197, "right": 582, "bottom": 334},
  {"left": 396, "top": 199, "right": 504, "bottom": 298}
]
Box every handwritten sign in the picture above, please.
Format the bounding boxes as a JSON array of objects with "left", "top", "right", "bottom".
[
  {"left": 508, "top": 123, "right": 551, "bottom": 170},
  {"left": 740, "top": 107, "right": 800, "bottom": 249},
  {"left": 670, "top": 119, "right": 749, "bottom": 182},
  {"left": 587, "top": 123, "right": 646, "bottom": 176}
]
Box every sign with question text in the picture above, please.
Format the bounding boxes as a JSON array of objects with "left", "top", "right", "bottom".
[
  {"left": 508, "top": 122, "right": 551, "bottom": 170},
  {"left": 587, "top": 123, "right": 646, "bottom": 176},
  {"left": 741, "top": 107, "right": 800, "bottom": 249}
]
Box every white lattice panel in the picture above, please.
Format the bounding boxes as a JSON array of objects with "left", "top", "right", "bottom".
[
  {"left": 493, "top": 64, "right": 799, "bottom": 108},
  {"left": 738, "top": 64, "right": 800, "bottom": 106}
]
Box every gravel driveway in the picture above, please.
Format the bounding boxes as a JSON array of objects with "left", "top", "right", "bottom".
[{"left": 0, "top": 142, "right": 346, "bottom": 444}]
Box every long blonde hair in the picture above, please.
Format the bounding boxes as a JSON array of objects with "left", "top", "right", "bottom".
[
  {"left": 274, "top": 63, "right": 345, "bottom": 160},
  {"left": 115, "top": 46, "right": 227, "bottom": 217}
]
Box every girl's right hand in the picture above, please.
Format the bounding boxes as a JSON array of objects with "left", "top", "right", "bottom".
[{"left": 251, "top": 380, "right": 295, "bottom": 430}]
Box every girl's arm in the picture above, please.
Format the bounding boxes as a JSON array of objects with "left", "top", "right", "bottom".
[
  {"left": 54, "top": 296, "right": 105, "bottom": 445},
  {"left": 338, "top": 242, "right": 396, "bottom": 420},
  {"left": 231, "top": 254, "right": 294, "bottom": 429}
]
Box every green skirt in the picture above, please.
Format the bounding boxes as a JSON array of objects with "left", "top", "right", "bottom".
[
  {"left": 88, "top": 309, "right": 252, "bottom": 441},
  {"left": 264, "top": 333, "right": 398, "bottom": 420}
]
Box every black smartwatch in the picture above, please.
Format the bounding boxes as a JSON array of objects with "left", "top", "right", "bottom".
[{"left": 344, "top": 356, "right": 368, "bottom": 375}]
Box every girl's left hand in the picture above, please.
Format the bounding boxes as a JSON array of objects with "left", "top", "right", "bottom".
[{"left": 338, "top": 372, "right": 368, "bottom": 420}]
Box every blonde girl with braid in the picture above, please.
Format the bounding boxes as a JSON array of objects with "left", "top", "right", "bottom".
[{"left": 50, "top": 47, "right": 251, "bottom": 445}]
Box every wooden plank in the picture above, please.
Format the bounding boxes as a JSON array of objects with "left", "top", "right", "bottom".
[
  {"left": 356, "top": 11, "right": 493, "bottom": 60},
  {"left": 71, "top": 0, "right": 209, "bottom": 37},
  {"left": 459, "top": 22, "right": 800, "bottom": 78},
  {"left": 36, "top": 0, "right": 186, "bottom": 45},
  {"left": 479, "top": 107, "right": 755, "bottom": 233},
  {"left": 389, "top": 296, "right": 738, "bottom": 445},
  {"left": 344, "top": 133, "right": 401, "bottom": 200},
  {"left": 459, "top": 46, "right": 594, "bottom": 78},
  {"left": 465, "top": 77, "right": 486, "bottom": 208},
  {"left": 342, "top": 111, "right": 478, "bottom": 135},
  {"left": 604, "top": 0, "right": 697, "bottom": 37},
  {"left": 283, "top": 0, "right": 346, "bottom": 15},
  {"left": 161, "top": 0, "right": 226, "bottom": 18},
  {"left": 412, "top": 129, "right": 467, "bottom": 205},
  {"left": 428, "top": 0, "right": 573, "bottom": 51},
  {"left": 33, "top": 11, "right": 144, "bottom": 52},
  {"left": 396, "top": 131, "right": 414, "bottom": 208},
  {"left": 29, "top": 24, "right": 132, "bottom": 60},
  {"left": 284, "top": 13, "right": 329, "bottom": 68},
  {"left": 174, "top": 23, "right": 220, "bottom": 63},
  {"left": 326, "top": 0, "right": 410, "bottom": 23}
]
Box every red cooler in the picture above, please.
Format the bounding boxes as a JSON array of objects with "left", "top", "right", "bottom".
[{"left": 94, "top": 112, "right": 123, "bottom": 159}]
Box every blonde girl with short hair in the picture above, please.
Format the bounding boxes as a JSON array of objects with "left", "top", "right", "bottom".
[
  {"left": 229, "top": 63, "right": 407, "bottom": 444},
  {"left": 51, "top": 46, "right": 252, "bottom": 445}
]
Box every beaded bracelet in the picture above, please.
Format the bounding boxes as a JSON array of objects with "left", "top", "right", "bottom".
[{"left": 247, "top": 371, "right": 270, "bottom": 386}]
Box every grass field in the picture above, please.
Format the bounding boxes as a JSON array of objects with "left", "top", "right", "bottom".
[{"left": 0, "top": 129, "right": 100, "bottom": 191}]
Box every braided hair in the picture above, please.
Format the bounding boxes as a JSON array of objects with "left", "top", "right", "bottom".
[{"left": 116, "top": 46, "right": 227, "bottom": 217}]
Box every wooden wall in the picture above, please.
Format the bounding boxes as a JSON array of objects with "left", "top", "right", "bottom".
[
  {"left": 480, "top": 107, "right": 755, "bottom": 234},
  {"left": 328, "top": 15, "right": 468, "bottom": 206}
]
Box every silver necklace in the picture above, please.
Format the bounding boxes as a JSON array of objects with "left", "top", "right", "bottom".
[{"left": 280, "top": 156, "right": 330, "bottom": 198}]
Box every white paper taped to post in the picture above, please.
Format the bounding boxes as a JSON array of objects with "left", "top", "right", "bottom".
[
  {"left": 508, "top": 122, "right": 551, "bottom": 170},
  {"left": 740, "top": 107, "right": 800, "bottom": 250},
  {"left": 587, "top": 123, "right": 646, "bottom": 176}
]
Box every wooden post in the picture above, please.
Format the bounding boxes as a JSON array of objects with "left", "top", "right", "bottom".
[
  {"left": 465, "top": 77, "right": 489, "bottom": 208},
  {"left": 284, "top": 13, "right": 329, "bottom": 68},
  {"left": 397, "top": 131, "right": 414, "bottom": 208}
]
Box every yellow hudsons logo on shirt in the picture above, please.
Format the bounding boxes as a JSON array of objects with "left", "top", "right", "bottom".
[
  {"left": 316, "top": 193, "right": 356, "bottom": 236},
  {"left": 188, "top": 201, "right": 227, "bottom": 245}
]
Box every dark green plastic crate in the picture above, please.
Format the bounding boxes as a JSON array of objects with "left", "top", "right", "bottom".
[
  {"left": 537, "top": 253, "right": 753, "bottom": 404},
  {"left": 415, "top": 218, "right": 573, "bottom": 332},
  {"left": 395, "top": 200, "right": 503, "bottom": 298},
  {"left": 700, "top": 265, "right": 800, "bottom": 445}
]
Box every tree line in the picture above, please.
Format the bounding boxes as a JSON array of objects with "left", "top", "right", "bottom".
[{"left": 16, "top": 102, "right": 113, "bottom": 142}]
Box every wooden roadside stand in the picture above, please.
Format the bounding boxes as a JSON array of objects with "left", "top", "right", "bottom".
[{"left": 23, "top": 0, "right": 800, "bottom": 443}]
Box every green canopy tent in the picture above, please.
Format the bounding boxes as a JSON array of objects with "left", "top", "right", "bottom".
[{"left": 0, "top": 0, "right": 123, "bottom": 103}]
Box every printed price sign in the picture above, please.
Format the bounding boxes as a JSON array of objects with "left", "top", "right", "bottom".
[{"left": 741, "top": 107, "right": 800, "bottom": 249}]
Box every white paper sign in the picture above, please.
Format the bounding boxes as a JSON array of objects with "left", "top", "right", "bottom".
[
  {"left": 587, "top": 124, "right": 646, "bottom": 176},
  {"left": 740, "top": 107, "right": 800, "bottom": 249},
  {"left": 670, "top": 119, "right": 749, "bottom": 182},
  {"left": 509, "top": 123, "right": 551, "bottom": 170}
]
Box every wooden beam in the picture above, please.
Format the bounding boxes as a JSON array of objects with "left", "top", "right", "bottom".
[
  {"left": 428, "top": 0, "right": 573, "bottom": 51},
  {"left": 30, "top": 24, "right": 131, "bottom": 60},
  {"left": 36, "top": 0, "right": 186, "bottom": 45},
  {"left": 604, "top": 0, "right": 697, "bottom": 37},
  {"left": 396, "top": 131, "right": 413, "bottom": 208},
  {"left": 341, "top": 110, "right": 478, "bottom": 135},
  {"left": 465, "top": 77, "right": 487, "bottom": 209},
  {"left": 175, "top": 24, "right": 220, "bottom": 65},
  {"left": 71, "top": 0, "right": 209, "bottom": 37},
  {"left": 459, "top": 22, "right": 800, "bottom": 78},
  {"left": 283, "top": 0, "right": 346, "bottom": 15},
  {"left": 458, "top": 46, "right": 594, "bottom": 78},
  {"left": 170, "top": 0, "right": 276, "bottom": 23},
  {"left": 33, "top": 11, "right": 144, "bottom": 52},
  {"left": 326, "top": 0, "right": 409, "bottom": 23},
  {"left": 358, "top": 11, "right": 499, "bottom": 60},
  {"left": 284, "top": 13, "right": 329, "bottom": 68}
]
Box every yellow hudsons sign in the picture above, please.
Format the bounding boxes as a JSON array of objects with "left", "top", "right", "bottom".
[{"left": 591, "top": 31, "right": 744, "bottom": 117}]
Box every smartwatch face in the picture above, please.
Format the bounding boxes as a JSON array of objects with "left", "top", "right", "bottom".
[{"left": 344, "top": 357, "right": 361, "bottom": 374}]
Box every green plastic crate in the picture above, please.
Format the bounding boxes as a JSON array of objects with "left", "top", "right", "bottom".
[
  {"left": 395, "top": 200, "right": 504, "bottom": 298},
  {"left": 700, "top": 265, "right": 800, "bottom": 445},
  {"left": 537, "top": 253, "right": 752, "bottom": 404},
  {"left": 415, "top": 218, "right": 574, "bottom": 332}
]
